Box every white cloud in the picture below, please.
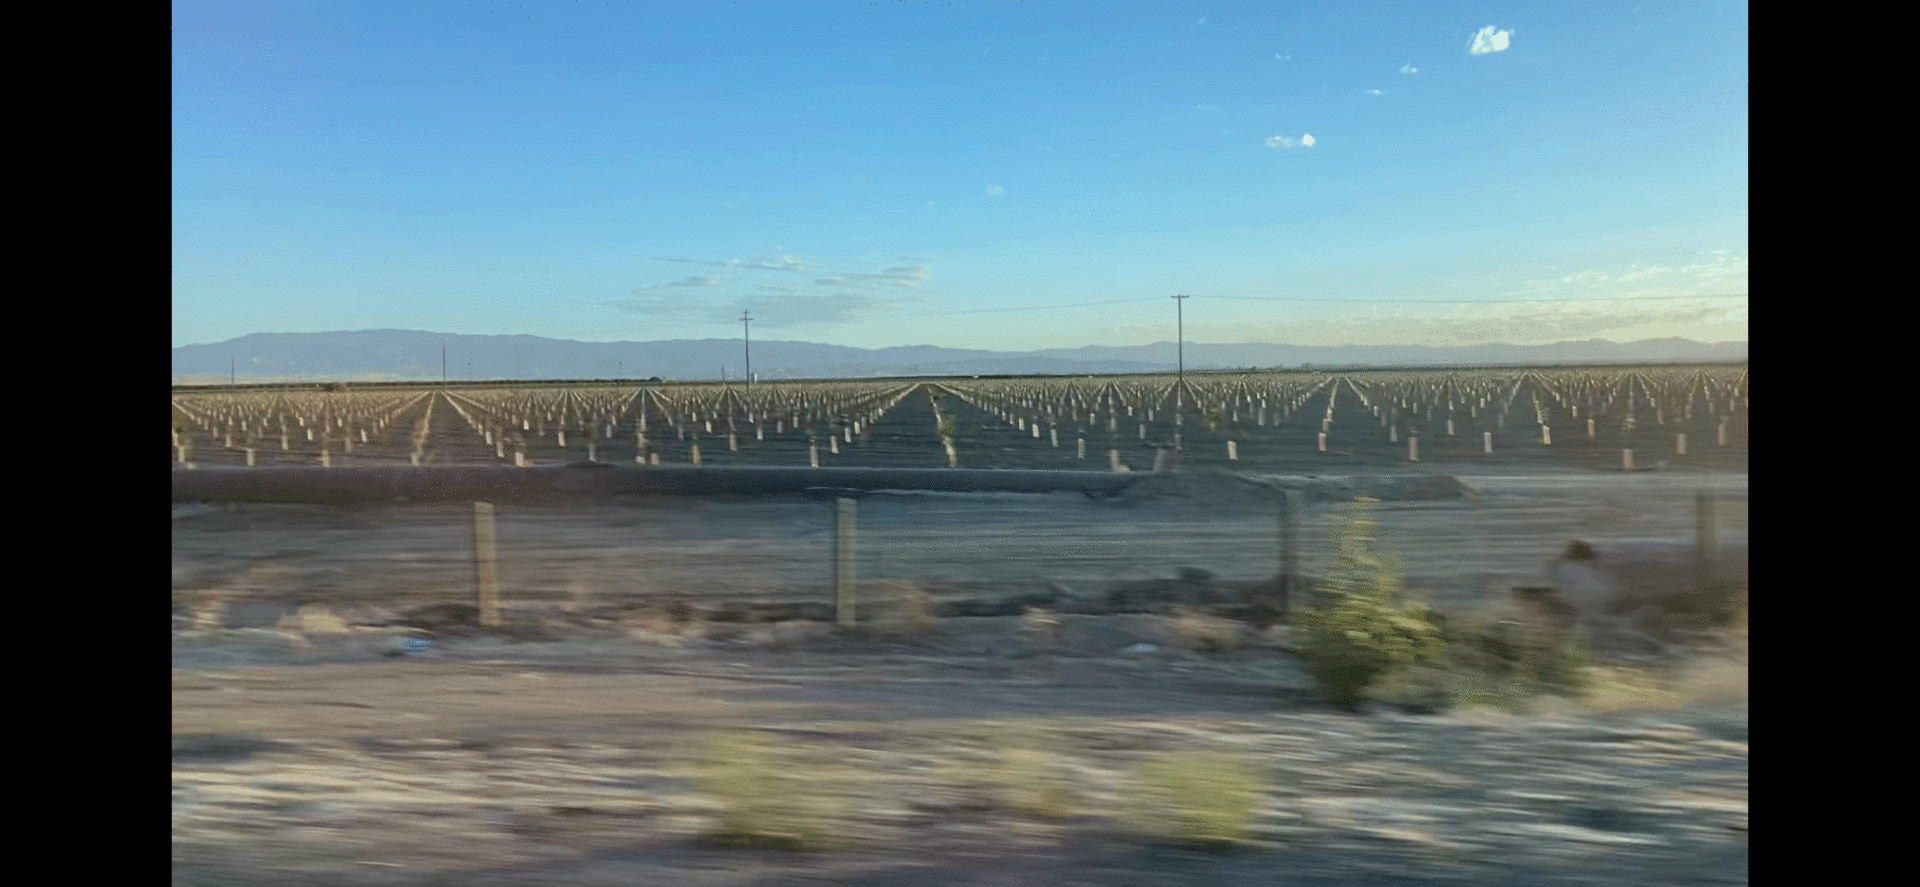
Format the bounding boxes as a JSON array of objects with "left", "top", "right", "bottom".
[
  {"left": 1364, "top": 89, "right": 1382, "bottom": 96},
  {"left": 1616, "top": 266, "right": 1676, "bottom": 283},
  {"left": 1267, "top": 133, "right": 1315, "bottom": 149},
  {"left": 985, "top": 185, "right": 1006, "bottom": 197},
  {"left": 1195, "top": 103, "right": 1219, "bottom": 111},
  {"left": 1525, "top": 253, "right": 1748, "bottom": 306},
  {"left": 843, "top": 266, "right": 931, "bottom": 288},
  {"left": 637, "top": 275, "right": 719, "bottom": 290},
  {"left": 1469, "top": 26, "right": 1512, "bottom": 55},
  {"left": 1275, "top": 53, "right": 1291, "bottom": 61},
  {"left": 1302, "top": 133, "right": 1315, "bottom": 147},
  {"left": 656, "top": 255, "right": 810, "bottom": 274},
  {"left": 1400, "top": 64, "right": 1418, "bottom": 74}
]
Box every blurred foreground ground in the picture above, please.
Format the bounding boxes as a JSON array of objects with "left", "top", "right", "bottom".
[{"left": 174, "top": 471, "right": 1746, "bottom": 886}]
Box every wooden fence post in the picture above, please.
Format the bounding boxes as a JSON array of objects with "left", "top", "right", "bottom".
[
  {"left": 1696, "top": 491, "right": 1721, "bottom": 588},
  {"left": 1279, "top": 488, "right": 1302, "bottom": 618},
  {"left": 835, "top": 498, "right": 856, "bottom": 629},
  {"left": 474, "top": 502, "right": 501, "bottom": 629}
]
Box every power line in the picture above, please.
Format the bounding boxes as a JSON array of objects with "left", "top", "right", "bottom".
[
  {"left": 926, "top": 296, "right": 1167, "bottom": 316},
  {"left": 1202, "top": 293, "right": 1747, "bottom": 304},
  {"left": 922, "top": 292, "right": 1745, "bottom": 315}
]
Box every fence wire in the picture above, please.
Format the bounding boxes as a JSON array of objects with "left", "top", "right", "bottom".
[{"left": 173, "top": 473, "right": 1747, "bottom": 624}]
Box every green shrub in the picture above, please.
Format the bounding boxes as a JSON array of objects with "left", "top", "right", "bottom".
[{"left": 1291, "top": 497, "right": 1447, "bottom": 709}]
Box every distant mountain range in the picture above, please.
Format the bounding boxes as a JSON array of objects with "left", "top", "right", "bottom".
[{"left": 172, "top": 330, "right": 1748, "bottom": 384}]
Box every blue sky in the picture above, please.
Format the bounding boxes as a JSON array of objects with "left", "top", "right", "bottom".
[{"left": 172, "top": 1, "right": 1748, "bottom": 352}]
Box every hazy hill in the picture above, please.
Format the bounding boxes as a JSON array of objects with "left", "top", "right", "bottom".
[{"left": 172, "top": 330, "right": 1748, "bottom": 383}]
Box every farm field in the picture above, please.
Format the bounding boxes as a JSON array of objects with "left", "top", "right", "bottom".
[
  {"left": 171, "top": 366, "right": 1749, "bottom": 475},
  {"left": 172, "top": 366, "right": 1748, "bottom": 887}
]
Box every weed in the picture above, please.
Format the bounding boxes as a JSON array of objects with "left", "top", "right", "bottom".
[
  {"left": 684, "top": 728, "right": 854, "bottom": 852},
  {"left": 1125, "top": 749, "right": 1264, "bottom": 850},
  {"left": 988, "top": 723, "right": 1079, "bottom": 820}
]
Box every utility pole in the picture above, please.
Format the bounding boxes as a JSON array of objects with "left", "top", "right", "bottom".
[
  {"left": 1172, "top": 294, "right": 1191, "bottom": 408},
  {"left": 231, "top": 358, "right": 235, "bottom": 387},
  {"left": 741, "top": 309, "right": 754, "bottom": 391},
  {"left": 442, "top": 340, "right": 447, "bottom": 385}
]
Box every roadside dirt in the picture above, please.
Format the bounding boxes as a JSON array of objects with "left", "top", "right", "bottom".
[
  {"left": 172, "top": 624, "right": 1747, "bottom": 887},
  {"left": 173, "top": 473, "right": 1748, "bottom": 887}
]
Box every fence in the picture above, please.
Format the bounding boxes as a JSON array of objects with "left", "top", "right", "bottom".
[{"left": 173, "top": 474, "right": 1748, "bottom": 635}]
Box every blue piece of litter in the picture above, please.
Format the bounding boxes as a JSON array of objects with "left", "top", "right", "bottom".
[{"left": 400, "top": 638, "right": 433, "bottom": 654}]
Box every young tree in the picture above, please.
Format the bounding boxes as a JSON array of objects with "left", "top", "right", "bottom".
[{"left": 1293, "top": 497, "right": 1447, "bottom": 708}]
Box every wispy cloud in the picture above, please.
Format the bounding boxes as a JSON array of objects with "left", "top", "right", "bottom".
[
  {"left": 1615, "top": 266, "right": 1676, "bottom": 284},
  {"left": 1045, "top": 258, "right": 1746, "bottom": 347},
  {"left": 1521, "top": 252, "right": 1748, "bottom": 301},
  {"left": 606, "top": 288, "right": 926, "bottom": 329},
  {"left": 1363, "top": 89, "right": 1382, "bottom": 96},
  {"left": 1195, "top": 103, "right": 1220, "bottom": 111},
  {"left": 612, "top": 254, "right": 938, "bottom": 329},
  {"left": 1275, "top": 53, "right": 1291, "bottom": 61},
  {"left": 654, "top": 255, "right": 811, "bottom": 273},
  {"left": 985, "top": 184, "right": 1007, "bottom": 197},
  {"left": 718, "top": 292, "right": 916, "bottom": 328},
  {"left": 626, "top": 276, "right": 722, "bottom": 295},
  {"left": 1469, "top": 25, "right": 1512, "bottom": 55},
  {"left": 832, "top": 266, "right": 931, "bottom": 288},
  {"left": 1186, "top": 288, "right": 1746, "bottom": 347},
  {"left": 1400, "top": 64, "right": 1418, "bottom": 74},
  {"left": 1266, "top": 133, "right": 1316, "bottom": 149}
]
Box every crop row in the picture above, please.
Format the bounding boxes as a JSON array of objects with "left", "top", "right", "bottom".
[{"left": 170, "top": 366, "right": 1747, "bottom": 472}]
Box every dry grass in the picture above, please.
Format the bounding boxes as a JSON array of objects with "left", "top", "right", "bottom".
[
  {"left": 1123, "top": 748, "right": 1266, "bottom": 850},
  {"left": 1580, "top": 611, "right": 1747, "bottom": 712},
  {"left": 682, "top": 728, "right": 860, "bottom": 851},
  {"left": 858, "top": 578, "right": 936, "bottom": 634},
  {"left": 985, "top": 723, "right": 1080, "bottom": 820},
  {"left": 1169, "top": 605, "right": 1248, "bottom": 653},
  {"left": 617, "top": 604, "right": 692, "bottom": 647},
  {"left": 1348, "top": 599, "right": 1751, "bottom": 716}
]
